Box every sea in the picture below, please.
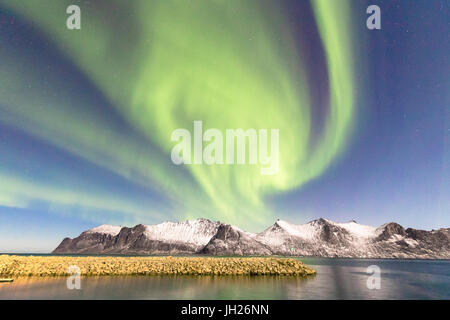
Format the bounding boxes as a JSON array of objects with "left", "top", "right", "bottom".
[{"left": 0, "top": 256, "right": 448, "bottom": 299}]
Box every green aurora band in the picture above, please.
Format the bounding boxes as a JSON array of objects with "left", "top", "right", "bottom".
[{"left": 0, "top": 0, "right": 355, "bottom": 229}]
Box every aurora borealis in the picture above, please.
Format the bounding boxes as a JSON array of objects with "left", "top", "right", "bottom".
[{"left": 0, "top": 1, "right": 448, "bottom": 251}]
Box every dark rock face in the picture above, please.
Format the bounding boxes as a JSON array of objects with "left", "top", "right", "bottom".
[
  {"left": 201, "top": 225, "right": 272, "bottom": 255},
  {"left": 52, "top": 219, "right": 450, "bottom": 259},
  {"left": 317, "top": 219, "right": 351, "bottom": 244},
  {"left": 53, "top": 232, "right": 117, "bottom": 254},
  {"left": 376, "top": 223, "right": 406, "bottom": 241}
]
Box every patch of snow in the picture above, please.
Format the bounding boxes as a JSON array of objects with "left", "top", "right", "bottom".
[
  {"left": 335, "top": 221, "right": 379, "bottom": 239},
  {"left": 87, "top": 224, "right": 122, "bottom": 236},
  {"left": 232, "top": 226, "right": 257, "bottom": 238},
  {"left": 385, "top": 234, "right": 418, "bottom": 247},
  {"left": 274, "top": 220, "right": 319, "bottom": 241},
  {"left": 404, "top": 238, "right": 419, "bottom": 247},
  {"left": 144, "top": 219, "right": 220, "bottom": 246},
  {"left": 387, "top": 234, "right": 404, "bottom": 243}
]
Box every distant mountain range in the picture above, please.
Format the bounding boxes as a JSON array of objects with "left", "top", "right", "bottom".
[{"left": 53, "top": 218, "right": 450, "bottom": 259}]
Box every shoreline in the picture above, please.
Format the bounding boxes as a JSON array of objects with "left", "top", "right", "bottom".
[
  {"left": 0, "top": 255, "right": 316, "bottom": 277},
  {"left": 3, "top": 253, "right": 449, "bottom": 261}
]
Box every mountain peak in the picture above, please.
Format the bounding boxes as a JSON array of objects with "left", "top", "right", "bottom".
[
  {"left": 86, "top": 224, "right": 122, "bottom": 236},
  {"left": 143, "top": 218, "right": 221, "bottom": 246},
  {"left": 53, "top": 218, "right": 450, "bottom": 259}
]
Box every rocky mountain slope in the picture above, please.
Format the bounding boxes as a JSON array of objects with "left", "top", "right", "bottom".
[{"left": 53, "top": 218, "right": 450, "bottom": 259}]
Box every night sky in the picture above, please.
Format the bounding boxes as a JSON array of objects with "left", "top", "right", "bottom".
[{"left": 0, "top": 0, "right": 448, "bottom": 252}]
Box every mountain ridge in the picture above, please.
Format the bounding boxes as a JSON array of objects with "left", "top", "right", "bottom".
[{"left": 53, "top": 218, "right": 450, "bottom": 259}]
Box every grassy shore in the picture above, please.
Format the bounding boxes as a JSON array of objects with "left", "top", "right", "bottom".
[{"left": 0, "top": 255, "right": 316, "bottom": 277}]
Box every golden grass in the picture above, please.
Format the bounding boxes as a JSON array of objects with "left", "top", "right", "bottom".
[{"left": 0, "top": 255, "right": 315, "bottom": 277}]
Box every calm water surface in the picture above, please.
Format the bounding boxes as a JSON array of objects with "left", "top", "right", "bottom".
[{"left": 0, "top": 257, "right": 448, "bottom": 299}]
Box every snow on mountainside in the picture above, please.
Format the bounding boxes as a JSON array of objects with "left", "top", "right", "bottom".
[
  {"left": 335, "top": 220, "right": 379, "bottom": 239},
  {"left": 261, "top": 219, "right": 378, "bottom": 242},
  {"left": 53, "top": 218, "right": 450, "bottom": 259},
  {"left": 271, "top": 219, "right": 321, "bottom": 240},
  {"left": 143, "top": 219, "right": 220, "bottom": 246},
  {"left": 86, "top": 224, "right": 122, "bottom": 236}
]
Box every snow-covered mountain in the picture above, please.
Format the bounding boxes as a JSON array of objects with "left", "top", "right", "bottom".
[
  {"left": 144, "top": 219, "right": 220, "bottom": 248},
  {"left": 53, "top": 218, "right": 450, "bottom": 259},
  {"left": 54, "top": 219, "right": 220, "bottom": 254}
]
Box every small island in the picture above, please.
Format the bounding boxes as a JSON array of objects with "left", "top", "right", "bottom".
[{"left": 0, "top": 255, "right": 316, "bottom": 277}]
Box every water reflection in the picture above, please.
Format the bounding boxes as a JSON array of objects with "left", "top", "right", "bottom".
[{"left": 0, "top": 258, "right": 448, "bottom": 299}]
